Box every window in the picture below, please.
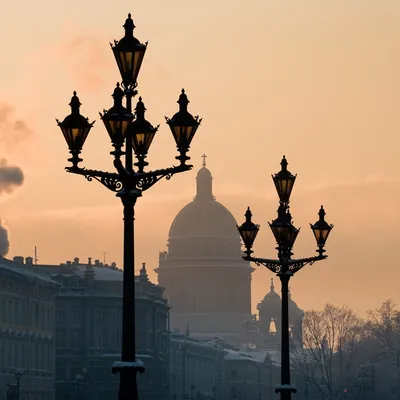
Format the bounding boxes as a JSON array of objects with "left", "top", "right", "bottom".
[
  {"left": 8, "top": 300, "right": 13, "bottom": 323},
  {"left": 15, "top": 302, "right": 20, "bottom": 324},
  {"left": 231, "top": 369, "right": 237, "bottom": 377},
  {"left": 1, "top": 299, "right": 5, "bottom": 321},
  {"left": 72, "top": 307, "right": 80, "bottom": 322},
  {"left": 47, "top": 309, "right": 52, "bottom": 329},
  {"left": 95, "top": 308, "right": 104, "bottom": 323},
  {"left": 41, "top": 308, "right": 46, "bottom": 329},
  {"left": 35, "top": 304, "right": 39, "bottom": 327},
  {"left": 230, "top": 387, "right": 238, "bottom": 399},
  {"left": 56, "top": 308, "right": 64, "bottom": 321}
]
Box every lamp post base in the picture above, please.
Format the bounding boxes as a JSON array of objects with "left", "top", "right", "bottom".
[
  {"left": 275, "top": 384, "right": 297, "bottom": 400},
  {"left": 112, "top": 361, "right": 145, "bottom": 400}
]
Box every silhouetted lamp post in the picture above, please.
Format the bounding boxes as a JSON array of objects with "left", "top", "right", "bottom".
[
  {"left": 56, "top": 13, "right": 201, "bottom": 400},
  {"left": 237, "top": 156, "right": 333, "bottom": 400}
]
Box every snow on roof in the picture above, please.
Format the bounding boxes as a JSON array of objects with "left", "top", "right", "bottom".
[
  {"left": 0, "top": 260, "right": 58, "bottom": 285},
  {"left": 73, "top": 264, "right": 123, "bottom": 281},
  {"left": 224, "top": 348, "right": 272, "bottom": 363}
]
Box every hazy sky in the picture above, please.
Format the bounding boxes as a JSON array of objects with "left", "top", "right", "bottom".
[{"left": 0, "top": 0, "right": 399, "bottom": 315}]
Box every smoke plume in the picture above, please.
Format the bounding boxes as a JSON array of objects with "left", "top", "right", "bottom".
[
  {"left": 0, "top": 103, "right": 33, "bottom": 150},
  {"left": 0, "top": 159, "right": 24, "bottom": 194},
  {"left": 0, "top": 219, "right": 9, "bottom": 256},
  {"left": 62, "top": 34, "right": 114, "bottom": 92}
]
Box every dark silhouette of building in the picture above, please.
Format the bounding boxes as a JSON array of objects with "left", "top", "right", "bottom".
[
  {"left": 156, "top": 157, "right": 253, "bottom": 335},
  {"left": 221, "top": 347, "right": 274, "bottom": 400},
  {"left": 17, "top": 257, "right": 170, "bottom": 400},
  {"left": 169, "top": 333, "right": 276, "bottom": 400},
  {"left": 169, "top": 333, "right": 225, "bottom": 400},
  {"left": 0, "top": 256, "right": 59, "bottom": 400}
]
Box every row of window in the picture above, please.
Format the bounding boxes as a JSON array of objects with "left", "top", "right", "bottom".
[
  {"left": 0, "top": 298, "right": 54, "bottom": 330},
  {"left": 184, "top": 355, "right": 216, "bottom": 390},
  {"left": 0, "top": 338, "right": 54, "bottom": 371},
  {"left": 56, "top": 306, "right": 122, "bottom": 323}
]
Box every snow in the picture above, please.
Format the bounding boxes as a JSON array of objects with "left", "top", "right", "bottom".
[
  {"left": 112, "top": 360, "right": 145, "bottom": 373},
  {"left": 74, "top": 265, "right": 123, "bottom": 281},
  {"left": 224, "top": 349, "right": 271, "bottom": 364},
  {"left": 275, "top": 384, "right": 297, "bottom": 392},
  {"left": 0, "top": 261, "right": 58, "bottom": 284}
]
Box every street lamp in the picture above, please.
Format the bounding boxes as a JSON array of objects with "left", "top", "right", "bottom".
[
  {"left": 56, "top": 13, "right": 201, "bottom": 400},
  {"left": 237, "top": 156, "right": 333, "bottom": 400}
]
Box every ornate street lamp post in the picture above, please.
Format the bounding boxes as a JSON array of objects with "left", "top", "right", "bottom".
[
  {"left": 56, "top": 14, "right": 201, "bottom": 400},
  {"left": 237, "top": 156, "right": 333, "bottom": 400}
]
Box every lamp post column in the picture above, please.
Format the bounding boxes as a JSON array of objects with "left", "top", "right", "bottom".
[
  {"left": 119, "top": 190, "right": 140, "bottom": 400},
  {"left": 118, "top": 83, "right": 141, "bottom": 400},
  {"left": 279, "top": 272, "right": 292, "bottom": 400}
]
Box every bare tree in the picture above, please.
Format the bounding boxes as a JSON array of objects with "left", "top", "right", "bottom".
[
  {"left": 291, "top": 304, "right": 365, "bottom": 400},
  {"left": 367, "top": 299, "right": 400, "bottom": 356},
  {"left": 367, "top": 300, "right": 400, "bottom": 398}
]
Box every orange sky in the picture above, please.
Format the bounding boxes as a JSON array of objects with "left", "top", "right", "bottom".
[{"left": 0, "top": 0, "right": 399, "bottom": 316}]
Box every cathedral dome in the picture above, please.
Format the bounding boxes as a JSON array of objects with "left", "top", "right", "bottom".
[
  {"left": 164, "top": 155, "right": 244, "bottom": 262},
  {"left": 168, "top": 194, "right": 239, "bottom": 239},
  {"left": 168, "top": 159, "right": 239, "bottom": 240}
]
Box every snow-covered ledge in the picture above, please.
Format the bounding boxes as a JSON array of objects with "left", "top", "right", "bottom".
[
  {"left": 275, "top": 384, "right": 297, "bottom": 393},
  {"left": 112, "top": 360, "right": 145, "bottom": 374}
]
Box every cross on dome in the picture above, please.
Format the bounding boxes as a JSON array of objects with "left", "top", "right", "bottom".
[{"left": 201, "top": 153, "right": 207, "bottom": 167}]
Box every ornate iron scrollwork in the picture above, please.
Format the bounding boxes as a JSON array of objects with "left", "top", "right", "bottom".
[
  {"left": 249, "top": 257, "right": 282, "bottom": 273},
  {"left": 91, "top": 176, "right": 123, "bottom": 192},
  {"left": 136, "top": 172, "right": 174, "bottom": 192},
  {"left": 247, "top": 254, "right": 326, "bottom": 275},
  {"left": 66, "top": 163, "right": 191, "bottom": 194}
]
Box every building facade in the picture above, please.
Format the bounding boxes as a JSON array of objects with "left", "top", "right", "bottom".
[
  {"left": 0, "top": 256, "right": 59, "bottom": 400},
  {"left": 169, "top": 333, "right": 224, "bottom": 400},
  {"left": 34, "top": 258, "right": 169, "bottom": 400},
  {"left": 156, "top": 158, "right": 253, "bottom": 335},
  {"left": 221, "top": 349, "right": 275, "bottom": 400},
  {"left": 169, "top": 334, "right": 277, "bottom": 400}
]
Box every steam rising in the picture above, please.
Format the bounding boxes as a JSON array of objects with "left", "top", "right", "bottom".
[
  {"left": 0, "top": 219, "right": 9, "bottom": 256},
  {"left": 63, "top": 34, "right": 112, "bottom": 91},
  {"left": 0, "top": 159, "right": 24, "bottom": 194},
  {"left": 0, "top": 103, "right": 30, "bottom": 257},
  {"left": 0, "top": 103, "right": 33, "bottom": 149}
]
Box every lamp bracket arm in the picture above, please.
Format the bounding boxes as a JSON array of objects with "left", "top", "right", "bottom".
[
  {"left": 131, "top": 164, "right": 192, "bottom": 192},
  {"left": 287, "top": 255, "right": 327, "bottom": 273},
  {"left": 66, "top": 166, "right": 123, "bottom": 193},
  {"left": 246, "top": 256, "right": 281, "bottom": 273}
]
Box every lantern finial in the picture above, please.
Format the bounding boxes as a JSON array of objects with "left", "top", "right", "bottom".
[
  {"left": 178, "top": 89, "right": 189, "bottom": 111},
  {"left": 123, "top": 13, "right": 135, "bottom": 33},
  {"left": 318, "top": 205, "right": 326, "bottom": 221},
  {"left": 134, "top": 97, "right": 146, "bottom": 119},
  {"left": 69, "top": 91, "right": 81, "bottom": 113},
  {"left": 281, "top": 155, "right": 288, "bottom": 170}
]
